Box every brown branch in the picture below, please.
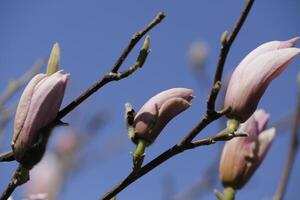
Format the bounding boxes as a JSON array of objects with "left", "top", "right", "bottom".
[
  {"left": 274, "top": 83, "right": 300, "bottom": 200},
  {"left": 213, "top": 0, "right": 254, "bottom": 84},
  {"left": 0, "top": 151, "right": 14, "bottom": 162},
  {"left": 100, "top": 127, "right": 246, "bottom": 200},
  {"left": 0, "top": 165, "right": 29, "bottom": 200},
  {"left": 100, "top": 2, "right": 254, "bottom": 199}
]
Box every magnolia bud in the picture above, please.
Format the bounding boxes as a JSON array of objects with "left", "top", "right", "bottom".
[
  {"left": 12, "top": 70, "right": 69, "bottom": 169},
  {"left": 219, "top": 109, "right": 275, "bottom": 189},
  {"left": 224, "top": 37, "right": 300, "bottom": 122},
  {"left": 132, "top": 88, "right": 194, "bottom": 144}
]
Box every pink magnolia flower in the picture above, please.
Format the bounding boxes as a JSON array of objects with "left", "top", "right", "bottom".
[
  {"left": 132, "top": 88, "right": 194, "bottom": 144},
  {"left": 224, "top": 37, "right": 300, "bottom": 122},
  {"left": 25, "top": 153, "right": 63, "bottom": 200},
  {"left": 12, "top": 70, "right": 69, "bottom": 168},
  {"left": 219, "top": 109, "right": 275, "bottom": 189}
]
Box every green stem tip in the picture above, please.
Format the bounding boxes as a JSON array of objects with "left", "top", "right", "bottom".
[
  {"left": 223, "top": 187, "right": 236, "bottom": 200},
  {"left": 132, "top": 139, "right": 148, "bottom": 170}
]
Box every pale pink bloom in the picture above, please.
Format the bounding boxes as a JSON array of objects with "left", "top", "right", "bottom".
[
  {"left": 25, "top": 153, "right": 63, "bottom": 200},
  {"left": 224, "top": 37, "right": 300, "bottom": 122},
  {"left": 54, "top": 130, "right": 79, "bottom": 156},
  {"left": 219, "top": 109, "right": 275, "bottom": 189},
  {"left": 12, "top": 70, "right": 69, "bottom": 168},
  {"left": 133, "top": 88, "right": 194, "bottom": 144}
]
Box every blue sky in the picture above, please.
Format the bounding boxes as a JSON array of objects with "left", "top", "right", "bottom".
[{"left": 0, "top": 0, "right": 300, "bottom": 200}]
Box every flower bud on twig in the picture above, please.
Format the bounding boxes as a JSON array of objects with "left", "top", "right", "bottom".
[
  {"left": 224, "top": 37, "right": 300, "bottom": 122},
  {"left": 12, "top": 70, "right": 69, "bottom": 169},
  {"left": 219, "top": 109, "right": 275, "bottom": 189},
  {"left": 131, "top": 88, "right": 194, "bottom": 144}
]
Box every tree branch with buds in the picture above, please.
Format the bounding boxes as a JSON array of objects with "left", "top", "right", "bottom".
[{"left": 100, "top": 1, "right": 255, "bottom": 199}]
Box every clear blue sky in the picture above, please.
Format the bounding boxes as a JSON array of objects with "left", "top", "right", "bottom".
[{"left": 0, "top": 0, "right": 299, "bottom": 200}]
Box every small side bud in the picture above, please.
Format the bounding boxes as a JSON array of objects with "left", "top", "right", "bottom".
[
  {"left": 142, "top": 35, "right": 150, "bottom": 51},
  {"left": 137, "top": 35, "right": 151, "bottom": 67},
  {"left": 226, "top": 119, "right": 240, "bottom": 132},
  {"left": 221, "top": 31, "right": 228, "bottom": 45}
]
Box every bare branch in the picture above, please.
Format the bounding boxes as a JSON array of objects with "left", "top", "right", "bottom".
[
  {"left": 274, "top": 79, "right": 300, "bottom": 200},
  {"left": 213, "top": 0, "right": 254, "bottom": 84}
]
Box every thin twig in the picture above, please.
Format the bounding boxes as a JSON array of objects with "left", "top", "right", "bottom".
[
  {"left": 0, "top": 151, "right": 14, "bottom": 162},
  {"left": 100, "top": 1, "right": 254, "bottom": 199},
  {"left": 111, "top": 12, "right": 165, "bottom": 73},
  {"left": 213, "top": 0, "right": 254, "bottom": 84},
  {"left": 274, "top": 84, "right": 300, "bottom": 200},
  {"left": 100, "top": 128, "right": 246, "bottom": 200},
  {"left": 57, "top": 13, "right": 165, "bottom": 119}
]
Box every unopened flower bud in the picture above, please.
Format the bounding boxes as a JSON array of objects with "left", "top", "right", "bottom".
[
  {"left": 12, "top": 70, "right": 69, "bottom": 169},
  {"left": 132, "top": 88, "right": 194, "bottom": 144},
  {"left": 219, "top": 109, "right": 275, "bottom": 189},
  {"left": 224, "top": 37, "right": 300, "bottom": 122}
]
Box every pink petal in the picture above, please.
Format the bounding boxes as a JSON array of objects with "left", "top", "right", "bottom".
[
  {"left": 225, "top": 48, "right": 300, "bottom": 122},
  {"left": 257, "top": 128, "right": 276, "bottom": 162}
]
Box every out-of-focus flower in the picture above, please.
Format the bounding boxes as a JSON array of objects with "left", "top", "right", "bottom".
[
  {"left": 224, "top": 37, "right": 300, "bottom": 122},
  {"left": 25, "top": 153, "right": 63, "bottom": 200},
  {"left": 219, "top": 109, "right": 275, "bottom": 189},
  {"left": 12, "top": 70, "right": 69, "bottom": 169},
  {"left": 188, "top": 41, "right": 208, "bottom": 67},
  {"left": 54, "top": 131, "right": 80, "bottom": 156},
  {"left": 132, "top": 88, "right": 194, "bottom": 144}
]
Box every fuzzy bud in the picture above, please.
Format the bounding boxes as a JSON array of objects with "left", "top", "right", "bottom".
[
  {"left": 219, "top": 109, "right": 275, "bottom": 189},
  {"left": 12, "top": 70, "right": 69, "bottom": 169},
  {"left": 132, "top": 88, "right": 194, "bottom": 144},
  {"left": 224, "top": 37, "right": 300, "bottom": 122}
]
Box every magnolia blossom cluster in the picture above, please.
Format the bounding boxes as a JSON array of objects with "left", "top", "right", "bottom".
[
  {"left": 218, "top": 37, "right": 300, "bottom": 191},
  {"left": 9, "top": 37, "right": 300, "bottom": 197}
]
